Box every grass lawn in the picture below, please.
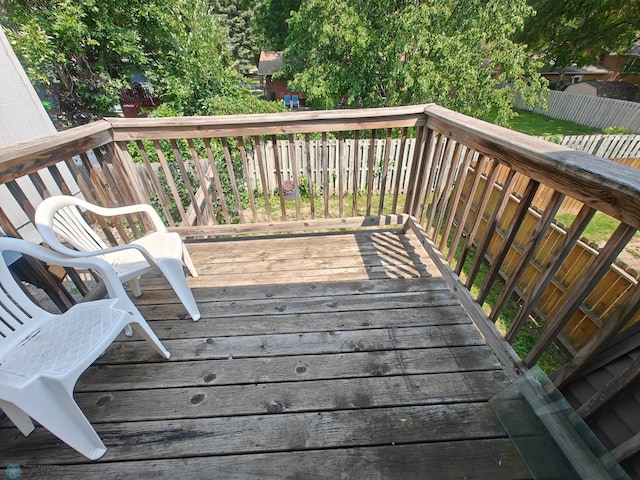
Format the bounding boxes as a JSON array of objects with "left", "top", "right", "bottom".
[
  {"left": 555, "top": 212, "right": 621, "bottom": 245},
  {"left": 509, "top": 109, "right": 601, "bottom": 136},
  {"left": 481, "top": 108, "right": 601, "bottom": 137}
]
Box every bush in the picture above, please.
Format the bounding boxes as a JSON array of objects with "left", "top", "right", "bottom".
[{"left": 603, "top": 126, "right": 632, "bottom": 134}]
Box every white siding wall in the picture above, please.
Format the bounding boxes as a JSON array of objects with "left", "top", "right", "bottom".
[
  {"left": 0, "top": 26, "right": 55, "bottom": 146},
  {"left": 0, "top": 25, "right": 79, "bottom": 247}
]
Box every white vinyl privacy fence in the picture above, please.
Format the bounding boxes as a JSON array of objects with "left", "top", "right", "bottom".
[
  {"left": 246, "top": 138, "right": 418, "bottom": 196},
  {"left": 558, "top": 134, "right": 640, "bottom": 158},
  {"left": 244, "top": 133, "right": 640, "bottom": 196},
  {"left": 136, "top": 133, "right": 640, "bottom": 203},
  {"left": 517, "top": 90, "right": 640, "bottom": 133}
]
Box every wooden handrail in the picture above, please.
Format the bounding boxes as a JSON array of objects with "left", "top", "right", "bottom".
[
  {"left": 107, "top": 104, "right": 430, "bottom": 140},
  {"left": 0, "top": 120, "right": 113, "bottom": 185},
  {"left": 424, "top": 104, "right": 640, "bottom": 230}
]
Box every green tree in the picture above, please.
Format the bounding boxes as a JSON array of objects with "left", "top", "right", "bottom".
[
  {"left": 0, "top": 0, "right": 278, "bottom": 127},
  {"left": 281, "top": 0, "right": 547, "bottom": 124},
  {"left": 254, "top": 0, "right": 302, "bottom": 51},
  {"left": 151, "top": 0, "right": 240, "bottom": 116},
  {"left": 212, "top": 0, "right": 260, "bottom": 75},
  {"left": 1, "top": 0, "right": 156, "bottom": 126},
  {"left": 517, "top": 0, "right": 640, "bottom": 88}
]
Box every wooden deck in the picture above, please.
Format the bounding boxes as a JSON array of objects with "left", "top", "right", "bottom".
[{"left": 0, "top": 228, "right": 531, "bottom": 479}]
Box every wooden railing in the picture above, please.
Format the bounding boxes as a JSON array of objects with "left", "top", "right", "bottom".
[
  {"left": 408, "top": 105, "right": 640, "bottom": 387},
  {"left": 107, "top": 107, "right": 424, "bottom": 231},
  {"left": 1, "top": 104, "right": 640, "bottom": 396}
]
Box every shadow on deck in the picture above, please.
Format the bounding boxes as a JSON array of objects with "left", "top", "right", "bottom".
[{"left": 0, "top": 228, "right": 531, "bottom": 479}]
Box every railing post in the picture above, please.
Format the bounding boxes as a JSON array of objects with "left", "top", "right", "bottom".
[{"left": 404, "top": 125, "right": 430, "bottom": 217}]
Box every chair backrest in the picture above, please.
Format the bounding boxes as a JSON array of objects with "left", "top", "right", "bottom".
[
  {"left": 284, "top": 95, "right": 291, "bottom": 105},
  {"left": 0, "top": 239, "right": 50, "bottom": 355},
  {"left": 36, "top": 196, "right": 109, "bottom": 255}
]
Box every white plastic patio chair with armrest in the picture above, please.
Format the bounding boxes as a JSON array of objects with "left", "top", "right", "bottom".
[
  {"left": 0, "top": 237, "right": 170, "bottom": 460},
  {"left": 35, "top": 195, "right": 201, "bottom": 321}
]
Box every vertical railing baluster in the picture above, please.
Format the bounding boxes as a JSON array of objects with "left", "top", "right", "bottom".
[
  {"left": 171, "top": 139, "right": 203, "bottom": 226},
  {"left": 238, "top": 137, "right": 259, "bottom": 222},
  {"left": 304, "top": 133, "right": 315, "bottom": 220},
  {"left": 426, "top": 138, "right": 455, "bottom": 235},
  {"left": 378, "top": 128, "right": 392, "bottom": 215},
  {"left": 338, "top": 132, "right": 345, "bottom": 218},
  {"left": 352, "top": 131, "right": 360, "bottom": 217},
  {"left": 221, "top": 137, "right": 245, "bottom": 224},
  {"left": 203, "top": 138, "right": 231, "bottom": 224},
  {"left": 104, "top": 143, "right": 149, "bottom": 236},
  {"left": 271, "top": 135, "right": 286, "bottom": 221},
  {"left": 153, "top": 140, "right": 188, "bottom": 226},
  {"left": 464, "top": 166, "right": 517, "bottom": 285},
  {"left": 253, "top": 136, "right": 272, "bottom": 222},
  {"left": 553, "top": 282, "right": 640, "bottom": 389},
  {"left": 447, "top": 154, "right": 487, "bottom": 264},
  {"left": 287, "top": 134, "right": 301, "bottom": 219},
  {"left": 432, "top": 142, "right": 463, "bottom": 243},
  {"left": 476, "top": 179, "right": 540, "bottom": 305},
  {"left": 392, "top": 127, "right": 408, "bottom": 214},
  {"left": 406, "top": 127, "right": 432, "bottom": 218},
  {"left": 136, "top": 141, "right": 175, "bottom": 227},
  {"left": 366, "top": 130, "right": 376, "bottom": 216},
  {"left": 506, "top": 205, "right": 596, "bottom": 342},
  {"left": 490, "top": 190, "right": 565, "bottom": 322},
  {"left": 322, "top": 132, "right": 330, "bottom": 218},
  {"left": 525, "top": 222, "right": 637, "bottom": 366},
  {"left": 187, "top": 138, "right": 216, "bottom": 225},
  {"left": 439, "top": 148, "right": 473, "bottom": 253},
  {"left": 419, "top": 132, "right": 445, "bottom": 226}
]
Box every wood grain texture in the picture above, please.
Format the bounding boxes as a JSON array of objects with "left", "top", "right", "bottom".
[
  {"left": 0, "top": 120, "right": 112, "bottom": 184},
  {"left": 108, "top": 105, "right": 430, "bottom": 141},
  {"left": 0, "top": 229, "right": 528, "bottom": 478},
  {"left": 424, "top": 104, "right": 640, "bottom": 230}
]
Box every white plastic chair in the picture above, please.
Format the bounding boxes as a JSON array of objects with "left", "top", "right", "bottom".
[
  {"left": 0, "top": 237, "right": 170, "bottom": 460},
  {"left": 35, "top": 196, "right": 200, "bottom": 321}
]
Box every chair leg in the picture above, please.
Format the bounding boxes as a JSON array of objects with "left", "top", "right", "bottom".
[
  {"left": 182, "top": 245, "right": 198, "bottom": 278},
  {"left": 156, "top": 258, "right": 201, "bottom": 321},
  {"left": 129, "top": 277, "right": 143, "bottom": 297},
  {"left": 128, "top": 317, "right": 171, "bottom": 360},
  {"left": 0, "top": 399, "right": 35, "bottom": 436},
  {"left": 19, "top": 379, "right": 107, "bottom": 460}
]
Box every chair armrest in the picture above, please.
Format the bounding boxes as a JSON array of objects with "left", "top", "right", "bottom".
[
  {"left": 0, "top": 238, "right": 129, "bottom": 301},
  {"left": 65, "top": 242, "right": 159, "bottom": 268},
  {"left": 79, "top": 201, "right": 167, "bottom": 233}
]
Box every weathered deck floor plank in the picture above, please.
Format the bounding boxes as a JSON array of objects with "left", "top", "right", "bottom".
[{"left": 0, "top": 229, "right": 531, "bottom": 479}]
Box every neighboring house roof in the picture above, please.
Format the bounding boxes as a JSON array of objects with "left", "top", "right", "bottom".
[
  {"left": 609, "top": 39, "right": 640, "bottom": 57},
  {"left": 541, "top": 64, "right": 612, "bottom": 76},
  {"left": 566, "top": 81, "right": 640, "bottom": 102},
  {"left": 628, "top": 39, "right": 640, "bottom": 56},
  {"left": 257, "top": 51, "right": 283, "bottom": 76}
]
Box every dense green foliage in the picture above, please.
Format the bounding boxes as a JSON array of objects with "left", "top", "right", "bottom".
[
  {"left": 254, "top": 0, "right": 301, "bottom": 51},
  {"left": 7, "top": 0, "right": 634, "bottom": 128},
  {"left": 517, "top": 0, "right": 640, "bottom": 86},
  {"left": 0, "top": 0, "right": 279, "bottom": 127},
  {"left": 212, "top": 0, "right": 260, "bottom": 75},
  {"left": 281, "top": 0, "right": 547, "bottom": 124}
]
